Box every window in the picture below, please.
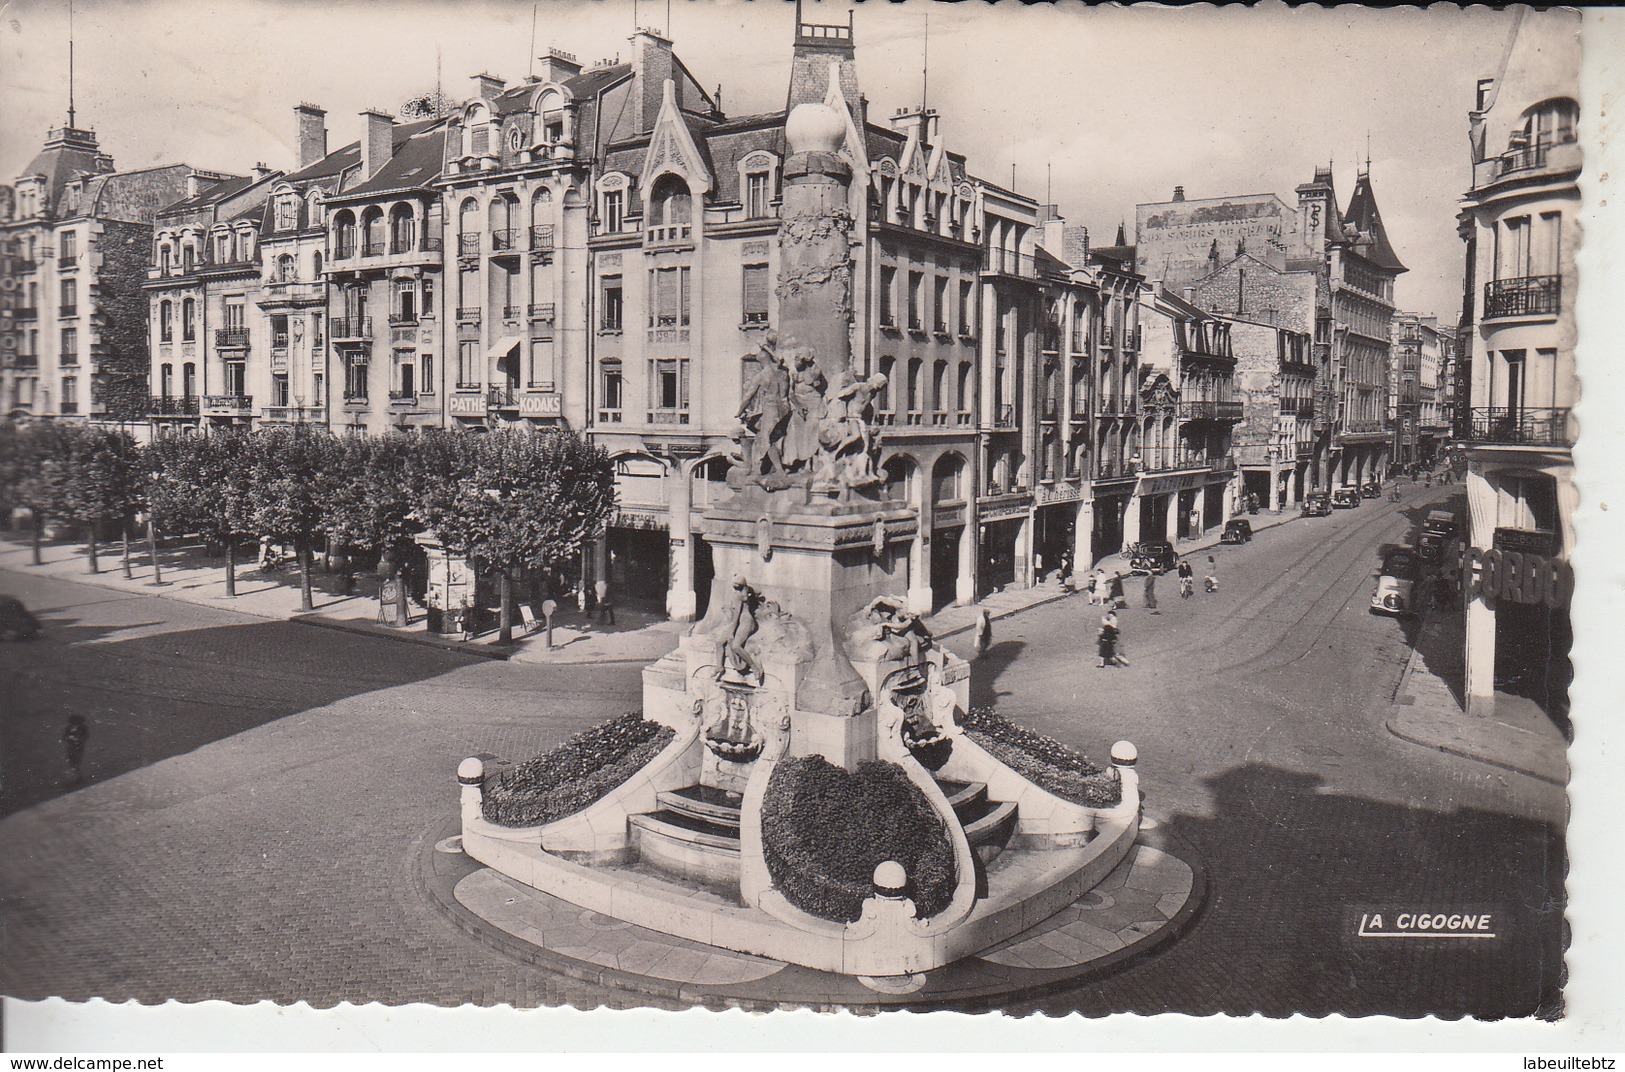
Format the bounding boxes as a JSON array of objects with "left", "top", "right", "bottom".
[
  {"left": 182, "top": 363, "right": 196, "bottom": 397},
  {"left": 600, "top": 359, "right": 624, "bottom": 419},
  {"left": 648, "top": 175, "right": 692, "bottom": 241},
  {"left": 420, "top": 353, "right": 434, "bottom": 393},
  {"left": 334, "top": 212, "right": 356, "bottom": 257},
  {"left": 272, "top": 373, "right": 290, "bottom": 407},
  {"left": 395, "top": 355, "right": 415, "bottom": 398},
  {"left": 650, "top": 357, "right": 690, "bottom": 417},
  {"left": 225, "top": 361, "right": 245, "bottom": 396},
  {"left": 271, "top": 314, "right": 289, "bottom": 349},
  {"left": 160, "top": 364, "right": 174, "bottom": 397},
  {"left": 458, "top": 341, "right": 478, "bottom": 387},
  {"left": 223, "top": 302, "right": 245, "bottom": 332},
  {"left": 277, "top": 254, "right": 296, "bottom": 282},
  {"left": 344, "top": 357, "right": 368, "bottom": 401},
  {"left": 390, "top": 204, "right": 415, "bottom": 253},
  {"left": 312, "top": 374, "right": 324, "bottom": 406},
  {"left": 215, "top": 233, "right": 230, "bottom": 264},
  {"left": 60, "top": 376, "right": 78, "bottom": 413},
  {"left": 60, "top": 231, "right": 77, "bottom": 264},
  {"left": 311, "top": 314, "right": 324, "bottom": 349},
  {"left": 528, "top": 337, "right": 554, "bottom": 388},
  {"left": 159, "top": 301, "right": 173, "bottom": 342},
  {"left": 394, "top": 279, "right": 417, "bottom": 323},
  {"left": 60, "top": 326, "right": 78, "bottom": 363},
  {"left": 600, "top": 275, "right": 624, "bottom": 330},
  {"left": 959, "top": 280, "right": 974, "bottom": 336},
  {"left": 879, "top": 265, "right": 896, "bottom": 326},
  {"left": 957, "top": 362, "right": 973, "bottom": 422},
  {"left": 907, "top": 270, "right": 924, "bottom": 330},
  {"left": 934, "top": 276, "right": 949, "bottom": 332},
  {"left": 604, "top": 189, "right": 625, "bottom": 233},
  {"left": 745, "top": 171, "right": 771, "bottom": 218},
  {"left": 649, "top": 266, "right": 691, "bottom": 328},
  {"left": 933, "top": 360, "right": 949, "bottom": 421},
  {"left": 364, "top": 209, "right": 386, "bottom": 256},
  {"left": 1515, "top": 98, "right": 1579, "bottom": 150},
  {"left": 742, "top": 263, "right": 770, "bottom": 324},
  {"left": 60, "top": 277, "right": 76, "bottom": 315},
  {"left": 275, "top": 195, "right": 299, "bottom": 231},
  {"left": 906, "top": 357, "right": 923, "bottom": 420}
]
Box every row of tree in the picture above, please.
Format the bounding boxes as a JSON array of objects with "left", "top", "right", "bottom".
[{"left": 0, "top": 422, "right": 617, "bottom": 643}]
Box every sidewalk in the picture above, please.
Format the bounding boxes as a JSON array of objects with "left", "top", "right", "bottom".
[
  {"left": 1385, "top": 604, "right": 1568, "bottom": 786},
  {"left": 1, "top": 506, "right": 1302, "bottom": 666}
]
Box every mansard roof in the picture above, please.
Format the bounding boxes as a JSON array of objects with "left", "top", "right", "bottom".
[{"left": 1342, "top": 173, "right": 1407, "bottom": 274}]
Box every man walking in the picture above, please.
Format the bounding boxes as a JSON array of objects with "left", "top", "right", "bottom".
[
  {"left": 1108, "top": 571, "right": 1127, "bottom": 609},
  {"left": 1177, "top": 558, "right": 1195, "bottom": 599},
  {"left": 1144, "top": 571, "right": 1159, "bottom": 614}
]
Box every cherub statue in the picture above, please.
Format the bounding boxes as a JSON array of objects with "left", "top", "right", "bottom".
[{"left": 722, "top": 574, "right": 766, "bottom": 682}]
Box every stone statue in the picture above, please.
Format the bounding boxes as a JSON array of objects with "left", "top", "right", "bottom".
[
  {"left": 858, "top": 594, "right": 933, "bottom": 666},
  {"left": 736, "top": 334, "right": 793, "bottom": 483},
  {"left": 722, "top": 574, "right": 766, "bottom": 682},
  {"left": 783, "top": 345, "right": 828, "bottom": 471},
  {"left": 814, "top": 365, "right": 888, "bottom": 491}
]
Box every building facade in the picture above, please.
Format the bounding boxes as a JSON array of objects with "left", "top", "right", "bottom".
[
  {"left": 2, "top": 123, "right": 234, "bottom": 425},
  {"left": 1457, "top": 8, "right": 1579, "bottom": 723}
]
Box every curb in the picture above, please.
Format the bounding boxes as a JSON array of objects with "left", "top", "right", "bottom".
[{"left": 288, "top": 613, "right": 514, "bottom": 660}]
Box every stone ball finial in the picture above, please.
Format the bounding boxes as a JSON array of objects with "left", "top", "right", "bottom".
[
  {"left": 873, "top": 860, "right": 908, "bottom": 898},
  {"left": 1110, "top": 741, "right": 1138, "bottom": 767},
  {"left": 787, "top": 102, "right": 846, "bottom": 156},
  {"left": 458, "top": 757, "right": 485, "bottom": 785}
]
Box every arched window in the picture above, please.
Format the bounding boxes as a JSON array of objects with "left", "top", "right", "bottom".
[
  {"left": 311, "top": 250, "right": 322, "bottom": 277},
  {"left": 489, "top": 196, "right": 516, "bottom": 250},
  {"left": 214, "top": 232, "right": 230, "bottom": 264},
  {"left": 276, "top": 254, "right": 295, "bottom": 282},
  {"left": 648, "top": 174, "right": 691, "bottom": 241},
  {"left": 333, "top": 210, "right": 356, "bottom": 258},
  {"left": 932, "top": 453, "right": 964, "bottom": 503},
  {"left": 1515, "top": 98, "right": 1579, "bottom": 151},
  {"left": 882, "top": 455, "right": 917, "bottom": 504},
  {"left": 530, "top": 186, "right": 552, "bottom": 250},
  {"left": 458, "top": 198, "right": 479, "bottom": 254},
  {"left": 362, "top": 207, "right": 385, "bottom": 256},
  {"left": 389, "top": 203, "right": 415, "bottom": 253}
]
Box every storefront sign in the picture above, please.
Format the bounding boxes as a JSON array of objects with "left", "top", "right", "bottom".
[
  {"left": 614, "top": 509, "right": 670, "bottom": 531},
  {"left": 1461, "top": 545, "right": 1571, "bottom": 610},
  {"left": 1137, "top": 472, "right": 1207, "bottom": 495},
  {"left": 931, "top": 505, "right": 966, "bottom": 530},
  {"left": 1493, "top": 527, "right": 1557, "bottom": 556},
  {"left": 519, "top": 392, "right": 561, "bottom": 416},
  {"left": 978, "top": 501, "right": 1031, "bottom": 523},
  {"left": 1036, "top": 482, "right": 1084, "bottom": 505},
  {"left": 447, "top": 394, "right": 486, "bottom": 416}
]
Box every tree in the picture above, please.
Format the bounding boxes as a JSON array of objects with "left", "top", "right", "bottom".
[
  {"left": 249, "top": 426, "right": 343, "bottom": 612},
  {"left": 400, "top": 88, "right": 457, "bottom": 119},
  {"left": 419, "top": 428, "right": 615, "bottom": 643},
  {"left": 323, "top": 431, "right": 437, "bottom": 619},
  {"left": 0, "top": 422, "right": 72, "bottom": 565},
  {"left": 147, "top": 431, "right": 257, "bottom": 596},
  {"left": 36, "top": 425, "right": 142, "bottom": 574}
]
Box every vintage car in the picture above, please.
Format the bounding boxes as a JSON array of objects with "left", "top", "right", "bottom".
[
  {"left": 1332, "top": 486, "right": 1363, "bottom": 509},
  {"left": 1371, "top": 548, "right": 1421, "bottom": 617},
  {"left": 1417, "top": 509, "right": 1458, "bottom": 563},
  {"left": 1360, "top": 481, "right": 1383, "bottom": 499},
  {"left": 1301, "top": 492, "right": 1333, "bottom": 517},
  {"left": 1220, "top": 518, "right": 1254, "bottom": 544},
  {"left": 1129, "top": 541, "right": 1179, "bottom": 575},
  {"left": 0, "top": 594, "right": 41, "bottom": 641}
]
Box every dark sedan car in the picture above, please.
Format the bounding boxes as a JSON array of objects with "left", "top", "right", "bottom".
[
  {"left": 1360, "top": 481, "right": 1382, "bottom": 499},
  {"left": 0, "top": 594, "right": 41, "bottom": 641},
  {"left": 1332, "top": 487, "right": 1363, "bottom": 509},
  {"left": 1301, "top": 493, "right": 1333, "bottom": 517},
  {"left": 1220, "top": 518, "right": 1253, "bottom": 544},
  {"left": 1129, "top": 541, "right": 1178, "bottom": 575}
]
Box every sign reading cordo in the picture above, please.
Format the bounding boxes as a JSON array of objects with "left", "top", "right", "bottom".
[{"left": 1459, "top": 545, "right": 1571, "bottom": 610}]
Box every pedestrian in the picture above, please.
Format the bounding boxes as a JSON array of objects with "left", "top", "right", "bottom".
[
  {"left": 1058, "top": 548, "right": 1075, "bottom": 592},
  {"left": 1108, "top": 571, "right": 1127, "bottom": 609},
  {"left": 1089, "top": 569, "right": 1105, "bottom": 605},
  {"left": 63, "top": 715, "right": 89, "bottom": 785},
  {"left": 974, "top": 608, "right": 993, "bottom": 658},
  {"left": 1097, "top": 611, "right": 1127, "bottom": 668},
  {"left": 1177, "top": 558, "right": 1195, "bottom": 599},
  {"left": 1204, "top": 554, "right": 1219, "bottom": 594},
  {"left": 1144, "top": 571, "right": 1159, "bottom": 614}
]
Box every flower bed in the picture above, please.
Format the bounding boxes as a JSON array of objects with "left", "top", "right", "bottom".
[
  {"left": 761, "top": 756, "right": 956, "bottom": 923},
  {"left": 482, "top": 713, "right": 675, "bottom": 828},
  {"left": 960, "top": 706, "right": 1122, "bottom": 808}
]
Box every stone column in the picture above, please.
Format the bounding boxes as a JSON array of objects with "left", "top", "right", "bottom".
[
  {"left": 666, "top": 460, "right": 697, "bottom": 620},
  {"left": 1464, "top": 588, "right": 1497, "bottom": 717},
  {"left": 1072, "top": 497, "right": 1094, "bottom": 574},
  {"left": 1268, "top": 453, "right": 1283, "bottom": 512},
  {"left": 906, "top": 524, "right": 932, "bottom": 616},
  {"left": 957, "top": 517, "right": 978, "bottom": 605},
  {"left": 778, "top": 104, "right": 854, "bottom": 385},
  {"left": 1122, "top": 493, "right": 1142, "bottom": 554},
  {"left": 1014, "top": 511, "right": 1033, "bottom": 588},
  {"left": 1164, "top": 494, "right": 1179, "bottom": 544}
]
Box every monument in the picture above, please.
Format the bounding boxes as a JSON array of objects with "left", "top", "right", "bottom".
[{"left": 454, "top": 93, "right": 1149, "bottom": 989}]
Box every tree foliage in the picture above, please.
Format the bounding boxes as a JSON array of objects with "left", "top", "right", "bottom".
[{"left": 146, "top": 431, "right": 256, "bottom": 544}]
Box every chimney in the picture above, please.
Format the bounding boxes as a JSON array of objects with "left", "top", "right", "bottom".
[
  {"left": 631, "top": 28, "right": 675, "bottom": 131},
  {"left": 787, "top": 7, "right": 859, "bottom": 117},
  {"left": 295, "top": 103, "right": 328, "bottom": 169},
  {"left": 360, "top": 109, "right": 394, "bottom": 180},
  {"left": 534, "top": 48, "right": 582, "bottom": 85},
  {"left": 1183, "top": 286, "right": 1195, "bottom": 301},
  {"left": 252, "top": 162, "right": 274, "bottom": 180},
  {"left": 471, "top": 72, "right": 506, "bottom": 101},
  {"left": 1173, "top": 185, "right": 1185, "bottom": 202}
]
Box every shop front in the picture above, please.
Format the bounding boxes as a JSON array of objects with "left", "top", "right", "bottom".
[{"left": 1090, "top": 482, "right": 1133, "bottom": 565}]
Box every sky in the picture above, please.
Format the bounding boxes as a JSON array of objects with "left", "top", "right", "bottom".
[{"left": 0, "top": 0, "right": 1526, "bottom": 320}]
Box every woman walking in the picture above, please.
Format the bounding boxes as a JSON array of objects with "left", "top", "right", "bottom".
[
  {"left": 1097, "top": 611, "right": 1128, "bottom": 668},
  {"left": 1144, "top": 571, "right": 1159, "bottom": 614},
  {"left": 1108, "top": 571, "right": 1127, "bottom": 609},
  {"left": 1177, "top": 558, "right": 1195, "bottom": 599}
]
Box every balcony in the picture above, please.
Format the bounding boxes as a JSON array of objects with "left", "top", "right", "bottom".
[
  {"left": 646, "top": 408, "right": 690, "bottom": 425},
  {"left": 993, "top": 403, "right": 1015, "bottom": 428},
  {"left": 149, "top": 395, "right": 199, "bottom": 416},
  {"left": 529, "top": 302, "right": 556, "bottom": 320},
  {"left": 202, "top": 394, "right": 253, "bottom": 414},
  {"left": 490, "top": 229, "right": 519, "bottom": 254},
  {"left": 1484, "top": 275, "right": 1561, "bottom": 319},
  {"left": 1138, "top": 447, "right": 1231, "bottom": 473},
  {"left": 646, "top": 224, "right": 692, "bottom": 245},
  {"left": 262, "top": 405, "right": 326, "bottom": 423},
  {"left": 59, "top": 254, "right": 78, "bottom": 269},
  {"left": 333, "top": 242, "right": 356, "bottom": 261},
  {"left": 330, "top": 316, "right": 373, "bottom": 340},
  {"left": 215, "top": 328, "right": 250, "bottom": 349},
  {"left": 388, "top": 313, "right": 418, "bottom": 327},
  {"left": 457, "top": 307, "right": 482, "bottom": 323},
  {"left": 458, "top": 233, "right": 481, "bottom": 256},
  {"left": 529, "top": 226, "right": 555, "bottom": 252},
  {"left": 1179, "top": 400, "right": 1244, "bottom": 422},
  {"left": 9, "top": 306, "right": 37, "bottom": 320},
  {"left": 1463, "top": 406, "right": 1575, "bottom": 448},
  {"left": 501, "top": 305, "right": 522, "bottom": 320},
  {"left": 364, "top": 240, "right": 387, "bottom": 257},
  {"left": 1280, "top": 398, "right": 1315, "bottom": 419},
  {"left": 488, "top": 385, "right": 517, "bottom": 410}
]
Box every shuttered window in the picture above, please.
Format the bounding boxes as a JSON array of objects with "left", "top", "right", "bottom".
[{"left": 742, "top": 263, "right": 770, "bottom": 324}]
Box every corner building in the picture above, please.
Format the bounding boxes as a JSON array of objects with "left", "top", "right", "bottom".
[{"left": 1457, "top": 8, "right": 1579, "bottom": 724}]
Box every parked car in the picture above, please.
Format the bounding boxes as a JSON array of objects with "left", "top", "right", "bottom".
[
  {"left": 1360, "top": 481, "right": 1382, "bottom": 499},
  {"left": 1332, "top": 487, "right": 1362, "bottom": 509},
  {"left": 1301, "top": 492, "right": 1333, "bottom": 517},
  {"left": 1371, "top": 548, "right": 1421, "bottom": 616},
  {"left": 1128, "top": 541, "right": 1178, "bottom": 575},
  {"left": 0, "top": 594, "right": 41, "bottom": 641},
  {"left": 1418, "top": 509, "right": 1458, "bottom": 563},
  {"left": 1220, "top": 518, "right": 1254, "bottom": 544}
]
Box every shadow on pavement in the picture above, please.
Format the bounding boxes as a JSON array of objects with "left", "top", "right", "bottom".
[
  {"left": 968, "top": 639, "right": 1027, "bottom": 707},
  {"left": 1019, "top": 761, "right": 1565, "bottom": 1019},
  {"left": 2, "top": 608, "right": 486, "bottom": 817}
]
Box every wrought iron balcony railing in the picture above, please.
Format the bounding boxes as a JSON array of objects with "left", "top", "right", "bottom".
[
  {"left": 149, "top": 395, "right": 199, "bottom": 416},
  {"left": 458, "top": 233, "right": 481, "bottom": 256},
  {"left": 1463, "top": 406, "right": 1575, "bottom": 448},
  {"left": 203, "top": 394, "right": 253, "bottom": 411},
  {"left": 215, "top": 328, "right": 250, "bottom": 348},
  {"left": 491, "top": 229, "right": 518, "bottom": 253},
  {"left": 529, "top": 226, "right": 555, "bottom": 251},
  {"left": 330, "top": 316, "right": 373, "bottom": 339},
  {"left": 1484, "top": 275, "right": 1561, "bottom": 319},
  {"left": 1179, "top": 399, "right": 1244, "bottom": 422}
]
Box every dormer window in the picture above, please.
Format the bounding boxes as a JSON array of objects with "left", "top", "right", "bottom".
[
  {"left": 274, "top": 194, "right": 299, "bottom": 231},
  {"left": 745, "top": 171, "right": 770, "bottom": 219},
  {"left": 604, "top": 189, "right": 625, "bottom": 232},
  {"left": 648, "top": 174, "right": 691, "bottom": 243}
]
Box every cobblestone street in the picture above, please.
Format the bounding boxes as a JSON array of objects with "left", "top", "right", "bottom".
[{"left": 0, "top": 486, "right": 1565, "bottom": 1015}]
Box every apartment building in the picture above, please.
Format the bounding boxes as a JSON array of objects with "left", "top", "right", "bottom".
[{"left": 1457, "top": 8, "right": 1579, "bottom": 723}]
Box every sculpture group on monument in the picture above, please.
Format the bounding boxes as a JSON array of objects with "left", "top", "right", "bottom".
[{"left": 452, "top": 97, "right": 1144, "bottom": 990}]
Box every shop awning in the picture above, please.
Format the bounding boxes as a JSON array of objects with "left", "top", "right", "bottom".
[{"left": 486, "top": 335, "right": 522, "bottom": 360}]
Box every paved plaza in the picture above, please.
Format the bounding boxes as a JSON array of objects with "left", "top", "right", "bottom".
[{"left": 0, "top": 485, "right": 1566, "bottom": 1016}]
